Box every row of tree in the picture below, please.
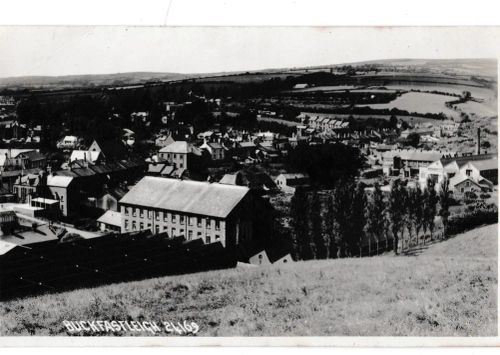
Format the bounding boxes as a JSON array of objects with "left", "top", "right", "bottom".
[{"left": 290, "top": 177, "right": 452, "bottom": 260}]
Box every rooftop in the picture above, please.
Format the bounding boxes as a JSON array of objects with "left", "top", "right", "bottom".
[
  {"left": 120, "top": 177, "right": 250, "bottom": 218},
  {"left": 47, "top": 175, "right": 74, "bottom": 188},
  {"left": 159, "top": 141, "right": 201, "bottom": 155},
  {"left": 97, "top": 210, "right": 122, "bottom": 227},
  {"left": 468, "top": 158, "right": 498, "bottom": 172}
]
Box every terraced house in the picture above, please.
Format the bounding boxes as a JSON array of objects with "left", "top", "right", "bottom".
[{"left": 119, "top": 177, "right": 273, "bottom": 247}]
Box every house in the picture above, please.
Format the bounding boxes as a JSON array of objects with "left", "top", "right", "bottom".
[
  {"left": 248, "top": 247, "right": 293, "bottom": 266},
  {"left": 200, "top": 141, "right": 225, "bottom": 161},
  {"left": 382, "top": 149, "right": 453, "bottom": 177},
  {"left": 70, "top": 150, "right": 102, "bottom": 164},
  {"left": 232, "top": 141, "right": 256, "bottom": 159},
  {"left": 155, "top": 134, "right": 175, "bottom": 148},
  {"left": 449, "top": 173, "right": 489, "bottom": 199},
  {"left": 88, "top": 139, "right": 128, "bottom": 162},
  {"left": 95, "top": 186, "right": 128, "bottom": 212},
  {"left": 459, "top": 159, "right": 498, "bottom": 185},
  {"left": 418, "top": 153, "right": 497, "bottom": 187},
  {"left": 0, "top": 149, "right": 39, "bottom": 171},
  {"left": 12, "top": 171, "right": 46, "bottom": 203},
  {"left": 158, "top": 141, "right": 203, "bottom": 170},
  {"left": 119, "top": 177, "right": 273, "bottom": 247},
  {"left": 219, "top": 170, "right": 277, "bottom": 194},
  {"left": 46, "top": 175, "right": 77, "bottom": 217},
  {"left": 274, "top": 173, "right": 310, "bottom": 192},
  {"left": 147, "top": 162, "right": 170, "bottom": 176},
  {"left": 16, "top": 151, "right": 47, "bottom": 169},
  {"left": 0, "top": 209, "right": 61, "bottom": 246},
  {"left": 57, "top": 136, "right": 79, "bottom": 149},
  {"left": 97, "top": 210, "right": 122, "bottom": 233}
]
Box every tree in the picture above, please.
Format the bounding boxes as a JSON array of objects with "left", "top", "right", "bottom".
[
  {"left": 414, "top": 186, "right": 425, "bottom": 245},
  {"left": 350, "top": 183, "right": 367, "bottom": 257},
  {"left": 290, "top": 187, "right": 309, "bottom": 260},
  {"left": 406, "top": 132, "right": 420, "bottom": 148},
  {"left": 364, "top": 182, "right": 386, "bottom": 255},
  {"left": 424, "top": 178, "right": 439, "bottom": 241},
  {"left": 331, "top": 180, "right": 352, "bottom": 258},
  {"left": 309, "top": 191, "right": 324, "bottom": 259},
  {"left": 387, "top": 179, "right": 405, "bottom": 254},
  {"left": 439, "top": 177, "right": 451, "bottom": 238},
  {"left": 286, "top": 143, "right": 364, "bottom": 188},
  {"left": 323, "top": 195, "right": 336, "bottom": 259}
]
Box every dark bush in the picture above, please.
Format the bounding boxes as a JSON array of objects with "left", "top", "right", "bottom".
[{"left": 447, "top": 205, "right": 498, "bottom": 235}]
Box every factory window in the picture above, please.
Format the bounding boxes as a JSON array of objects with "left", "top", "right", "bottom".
[
  {"left": 132, "top": 221, "right": 136, "bottom": 231},
  {"left": 188, "top": 230, "right": 193, "bottom": 240},
  {"left": 155, "top": 225, "right": 160, "bottom": 234},
  {"left": 172, "top": 228, "right": 176, "bottom": 236},
  {"left": 124, "top": 220, "right": 129, "bottom": 230},
  {"left": 180, "top": 215, "right": 185, "bottom": 224},
  {"left": 164, "top": 212, "right": 168, "bottom": 222},
  {"left": 206, "top": 218, "right": 211, "bottom": 229},
  {"left": 197, "top": 217, "right": 202, "bottom": 227},
  {"left": 206, "top": 235, "right": 211, "bottom": 244},
  {"left": 172, "top": 213, "right": 177, "bottom": 223},
  {"left": 124, "top": 207, "right": 129, "bottom": 216},
  {"left": 215, "top": 219, "right": 220, "bottom": 230},
  {"left": 139, "top": 222, "right": 144, "bottom": 230},
  {"left": 139, "top": 209, "right": 144, "bottom": 218}
]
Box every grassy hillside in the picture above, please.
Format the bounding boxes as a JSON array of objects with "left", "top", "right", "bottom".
[{"left": 0, "top": 224, "right": 497, "bottom": 336}]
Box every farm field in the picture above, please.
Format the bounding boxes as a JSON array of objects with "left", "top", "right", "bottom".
[
  {"left": 288, "top": 85, "right": 359, "bottom": 93},
  {"left": 455, "top": 101, "right": 497, "bottom": 118},
  {"left": 358, "top": 92, "right": 460, "bottom": 120},
  {"left": 0, "top": 224, "right": 496, "bottom": 337},
  {"left": 385, "top": 84, "right": 496, "bottom": 101}
]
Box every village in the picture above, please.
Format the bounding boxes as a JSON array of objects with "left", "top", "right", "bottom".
[{"left": 0, "top": 59, "right": 498, "bottom": 298}]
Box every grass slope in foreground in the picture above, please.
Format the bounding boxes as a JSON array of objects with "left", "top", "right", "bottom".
[{"left": 0, "top": 224, "right": 497, "bottom": 336}]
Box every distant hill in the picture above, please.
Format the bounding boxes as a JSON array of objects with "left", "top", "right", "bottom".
[
  {"left": 0, "top": 72, "right": 194, "bottom": 89},
  {"left": 0, "top": 58, "right": 496, "bottom": 90}
]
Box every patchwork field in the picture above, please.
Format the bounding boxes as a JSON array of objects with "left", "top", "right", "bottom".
[
  {"left": 358, "top": 92, "right": 460, "bottom": 119},
  {"left": 455, "top": 100, "right": 497, "bottom": 118},
  {"left": 0, "top": 224, "right": 496, "bottom": 337},
  {"left": 385, "top": 84, "right": 496, "bottom": 101}
]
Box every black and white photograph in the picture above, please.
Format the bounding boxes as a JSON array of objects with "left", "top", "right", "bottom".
[{"left": 0, "top": 22, "right": 498, "bottom": 346}]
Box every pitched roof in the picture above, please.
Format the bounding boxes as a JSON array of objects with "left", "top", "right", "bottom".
[
  {"left": 70, "top": 150, "right": 101, "bottom": 162},
  {"left": 469, "top": 159, "right": 498, "bottom": 171},
  {"left": 382, "top": 149, "right": 448, "bottom": 162},
  {"left": 47, "top": 175, "right": 74, "bottom": 188},
  {"left": 92, "top": 139, "right": 128, "bottom": 160},
  {"left": 148, "top": 163, "right": 168, "bottom": 174},
  {"left": 97, "top": 210, "right": 122, "bottom": 227},
  {"left": 449, "top": 173, "right": 482, "bottom": 188},
  {"left": 159, "top": 141, "right": 200, "bottom": 154},
  {"left": 207, "top": 142, "right": 224, "bottom": 149},
  {"left": 119, "top": 177, "right": 250, "bottom": 218},
  {"left": 440, "top": 153, "right": 497, "bottom": 167},
  {"left": 17, "top": 150, "right": 46, "bottom": 161}
]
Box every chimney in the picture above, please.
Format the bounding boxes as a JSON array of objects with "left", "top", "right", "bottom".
[{"left": 477, "top": 128, "right": 481, "bottom": 155}]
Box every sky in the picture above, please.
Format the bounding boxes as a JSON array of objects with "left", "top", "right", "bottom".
[{"left": 0, "top": 26, "right": 499, "bottom": 78}]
